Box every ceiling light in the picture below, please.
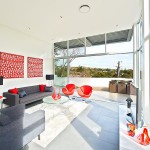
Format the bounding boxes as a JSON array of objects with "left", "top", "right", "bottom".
[{"left": 79, "top": 5, "right": 90, "bottom": 13}]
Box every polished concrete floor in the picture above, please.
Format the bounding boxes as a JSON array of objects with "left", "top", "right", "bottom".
[{"left": 27, "top": 91, "right": 128, "bottom": 150}]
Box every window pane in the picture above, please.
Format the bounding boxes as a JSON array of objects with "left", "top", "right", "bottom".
[
  {"left": 54, "top": 59, "right": 67, "bottom": 77},
  {"left": 107, "top": 38, "right": 133, "bottom": 53},
  {"left": 69, "top": 53, "right": 133, "bottom": 78},
  {"left": 68, "top": 38, "right": 85, "bottom": 56},
  {"left": 54, "top": 41, "right": 67, "bottom": 57},
  {"left": 106, "top": 29, "right": 133, "bottom": 53},
  {"left": 54, "top": 59, "right": 68, "bottom": 86},
  {"left": 86, "top": 45, "right": 105, "bottom": 54},
  {"left": 86, "top": 34, "right": 105, "bottom": 54}
]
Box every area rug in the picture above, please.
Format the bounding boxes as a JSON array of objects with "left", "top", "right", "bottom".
[{"left": 25, "top": 100, "right": 88, "bottom": 148}]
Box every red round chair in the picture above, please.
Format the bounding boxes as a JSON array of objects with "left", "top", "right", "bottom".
[
  {"left": 77, "top": 85, "right": 92, "bottom": 101},
  {"left": 62, "top": 84, "right": 76, "bottom": 99}
]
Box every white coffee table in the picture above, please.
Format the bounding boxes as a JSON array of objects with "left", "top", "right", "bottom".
[{"left": 43, "top": 96, "right": 69, "bottom": 104}]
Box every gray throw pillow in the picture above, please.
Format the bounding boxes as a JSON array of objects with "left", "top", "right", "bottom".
[
  {"left": 45, "top": 86, "right": 53, "bottom": 92},
  {"left": 18, "top": 90, "right": 27, "bottom": 98},
  {"left": 0, "top": 113, "right": 11, "bottom": 126}
]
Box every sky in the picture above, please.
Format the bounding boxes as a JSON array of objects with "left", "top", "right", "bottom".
[
  {"left": 70, "top": 39, "right": 133, "bottom": 69},
  {"left": 70, "top": 53, "right": 133, "bottom": 69}
]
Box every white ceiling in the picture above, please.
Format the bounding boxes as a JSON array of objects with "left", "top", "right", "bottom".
[{"left": 0, "top": 0, "right": 142, "bottom": 43}]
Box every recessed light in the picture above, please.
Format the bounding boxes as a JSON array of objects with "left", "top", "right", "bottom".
[{"left": 79, "top": 5, "right": 90, "bottom": 13}]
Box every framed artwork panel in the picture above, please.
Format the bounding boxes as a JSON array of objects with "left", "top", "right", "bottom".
[
  {"left": 27, "top": 57, "right": 43, "bottom": 78},
  {"left": 0, "top": 52, "right": 24, "bottom": 78}
]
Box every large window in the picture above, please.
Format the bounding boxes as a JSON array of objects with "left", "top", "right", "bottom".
[
  {"left": 69, "top": 54, "right": 133, "bottom": 78},
  {"left": 54, "top": 28, "right": 134, "bottom": 85}
]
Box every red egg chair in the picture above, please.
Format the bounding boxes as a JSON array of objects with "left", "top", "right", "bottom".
[
  {"left": 62, "top": 84, "right": 76, "bottom": 99},
  {"left": 77, "top": 85, "right": 92, "bottom": 102}
]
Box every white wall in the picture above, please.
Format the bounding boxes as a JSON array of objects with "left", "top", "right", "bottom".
[
  {"left": 0, "top": 25, "right": 53, "bottom": 93},
  {"left": 55, "top": 76, "right": 132, "bottom": 87},
  {"left": 143, "top": 0, "right": 150, "bottom": 125}
]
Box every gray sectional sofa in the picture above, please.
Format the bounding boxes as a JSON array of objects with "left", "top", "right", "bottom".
[
  {"left": 0, "top": 104, "right": 45, "bottom": 150},
  {"left": 3, "top": 85, "right": 53, "bottom": 106}
]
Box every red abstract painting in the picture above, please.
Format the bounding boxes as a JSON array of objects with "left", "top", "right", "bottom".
[
  {"left": 0, "top": 52, "right": 24, "bottom": 78},
  {"left": 27, "top": 57, "right": 43, "bottom": 78}
]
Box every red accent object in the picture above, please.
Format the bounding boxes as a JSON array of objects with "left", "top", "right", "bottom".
[
  {"left": 9, "top": 88, "right": 18, "bottom": 94},
  {"left": 0, "top": 52, "right": 24, "bottom": 78},
  {"left": 136, "top": 128, "right": 150, "bottom": 145},
  {"left": 77, "top": 85, "right": 92, "bottom": 98},
  {"left": 27, "top": 57, "right": 43, "bottom": 78},
  {"left": 128, "top": 131, "right": 135, "bottom": 137},
  {"left": 52, "top": 88, "right": 61, "bottom": 100},
  {"left": 0, "top": 96, "right": 3, "bottom": 99},
  {"left": 143, "top": 128, "right": 150, "bottom": 145},
  {"left": 127, "top": 123, "right": 135, "bottom": 137},
  {"left": 62, "top": 84, "right": 76, "bottom": 96},
  {"left": 137, "top": 133, "right": 145, "bottom": 145},
  {"left": 39, "top": 84, "right": 46, "bottom": 92}
]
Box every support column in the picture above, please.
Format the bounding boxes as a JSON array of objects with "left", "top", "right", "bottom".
[{"left": 133, "top": 24, "right": 137, "bottom": 86}]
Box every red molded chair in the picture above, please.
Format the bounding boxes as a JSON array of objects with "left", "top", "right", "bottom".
[
  {"left": 62, "top": 84, "right": 76, "bottom": 99},
  {"left": 77, "top": 85, "right": 92, "bottom": 102}
]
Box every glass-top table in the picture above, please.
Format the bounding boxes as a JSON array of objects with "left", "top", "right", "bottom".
[{"left": 43, "top": 96, "right": 69, "bottom": 104}]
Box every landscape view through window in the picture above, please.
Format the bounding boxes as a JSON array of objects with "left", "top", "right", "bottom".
[{"left": 54, "top": 38, "right": 133, "bottom": 79}]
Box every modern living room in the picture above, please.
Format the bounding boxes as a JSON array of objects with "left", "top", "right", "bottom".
[{"left": 0, "top": 0, "right": 150, "bottom": 150}]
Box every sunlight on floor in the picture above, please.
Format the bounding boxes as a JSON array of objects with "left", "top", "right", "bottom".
[{"left": 78, "top": 106, "right": 102, "bottom": 137}]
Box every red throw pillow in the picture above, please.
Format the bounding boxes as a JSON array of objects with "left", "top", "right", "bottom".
[
  {"left": 39, "top": 84, "right": 46, "bottom": 92},
  {"left": 9, "top": 88, "right": 18, "bottom": 94}
]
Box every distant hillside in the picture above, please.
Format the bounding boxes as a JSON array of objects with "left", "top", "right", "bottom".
[{"left": 55, "top": 66, "right": 133, "bottom": 78}]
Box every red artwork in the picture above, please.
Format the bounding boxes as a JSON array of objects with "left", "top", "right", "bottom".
[
  {"left": 0, "top": 52, "right": 24, "bottom": 78},
  {"left": 27, "top": 57, "right": 43, "bottom": 78}
]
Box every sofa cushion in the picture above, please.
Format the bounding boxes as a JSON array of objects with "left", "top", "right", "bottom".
[
  {"left": 19, "top": 92, "right": 51, "bottom": 103},
  {"left": 45, "top": 86, "right": 53, "bottom": 92},
  {"left": 18, "top": 90, "right": 27, "bottom": 98},
  {"left": 0, "top": 113, "right": 11, "bottom": 126},
  {"left": 39, "top": 84, "right": 46, "bottom": 92},
  {"left": 9, "top": 88, "right": 18, "bottom": 94},
  {"left": 19, "top": 85, "right": 40, "bottom": 95}
]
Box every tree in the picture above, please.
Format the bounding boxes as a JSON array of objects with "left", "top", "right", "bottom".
[
  {"left": 116, "top": 61, "right": 122, "bottom": 77},
  {"left": 54, "top": 47, "right": 84, "bottom": 77}
]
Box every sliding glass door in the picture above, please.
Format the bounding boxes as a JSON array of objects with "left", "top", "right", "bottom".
[{"left": 54, "top": 58, "right": 68, "bottom": 87}]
